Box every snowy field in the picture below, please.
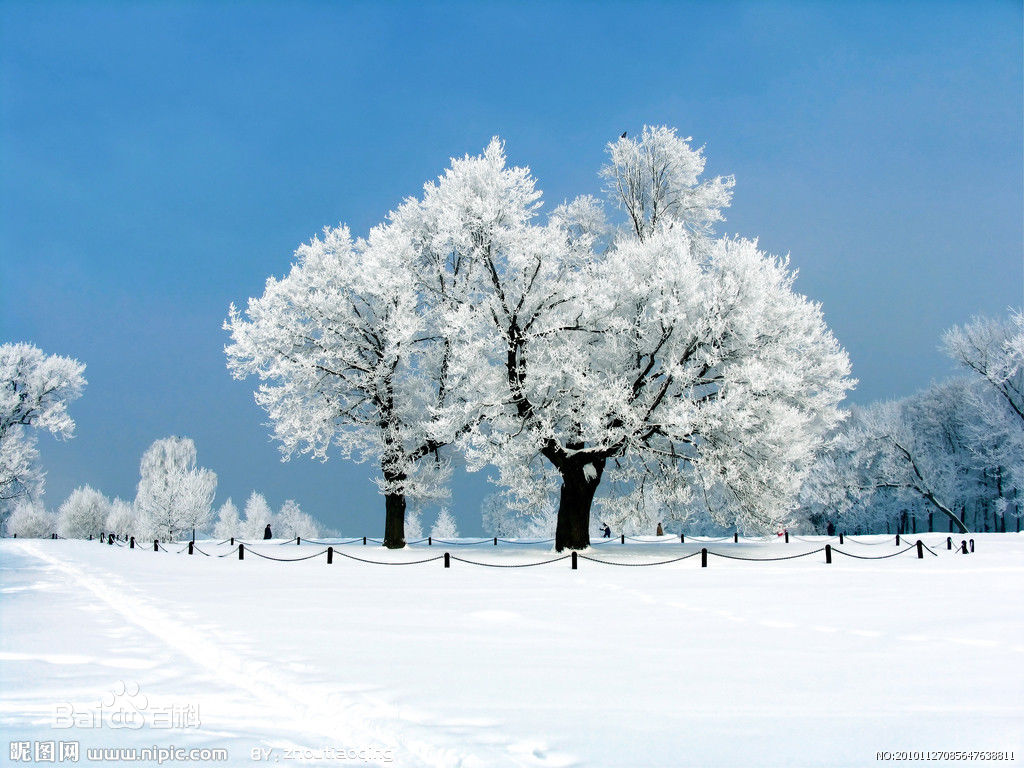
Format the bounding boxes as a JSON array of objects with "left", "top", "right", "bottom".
[{"left": 1, "top": 534, "right": 1021, "bottom": 767}]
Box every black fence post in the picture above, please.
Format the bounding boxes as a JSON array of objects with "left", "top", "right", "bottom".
[
  {"left": 296, "top": 537, "right": 301, "bottom": 546},
  {"left": 363, "top": 536, "right": 367, "bottom": 545},
  {"left": 960, "top": 540, "right": 968, "bottom": 554},
  {"left": 621, "top": 534, "right": 625, "bottom": 544},
  {"left": 428, "top": 536, "right": 432, "bottom": 546},
  {"left": 130, "top": 536, "right": 135, "bottom": 549},
  {"left": 239, "top": 543, "right": 245, "bottom": 560},
  {"left": 825, "top": 544, "right": 832, "bottom": 564},
  {"left": 839, "top": 533, "right": 844, "bottom": 544},
  {"left": 896, "top": 533, "right": 900, "bottom": 546},
  {"left": 108, "top": 533, "right": 114, "bottom": 545},
  {"left": 969, "top": 539, "right": 975, "bottom": 553},
  {"left": 444, "top": 552, "right": 450, "bottom": 568},
  {"left": 188, "top": 541, "right": 194, "bottom": 555},
  {"left": 701, "top": 547, "right": 708, "bottom": 567},
  {"left": 947, "top": 536, "right": 952, "bottom": 550},
  {"left": 153, "top": 540, "right": 159, "bottom": 552},
  {"left": 916, "top": 540, "right": 923, "bottom": 559},
  {"left": 89, "top": 534, "right": 93, "bottom": 541},
  {"left": 327, "top": 546, "right": 333, "bottom": 564},
  {"left": 230, "top": 537, "right": 234, "bottom": 546},
  {"left": 680, "top": 533, "right": 685, "bottom": 543},
  {"left": 733, "top": 532, "right": 738, "bottom": 543},
  {"left": 784, "top": 531, "right": 789, "bottom": 543},
  {"left": 571, "top": 551, "right": 578, "bottom": 570},
  {"left": 493, "top": 537, "right": 497, "bottom": 546}
]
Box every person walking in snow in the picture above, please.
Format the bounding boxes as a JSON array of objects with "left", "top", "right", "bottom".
[
  {"left": 263, "top": 523, "right": 272, "bottom": 540},
  {"left": 656, "top": 522, "right": 664, "bottom": 536},
  {"left": 602, "top": 524, "right": 611, "bottom": 538}
]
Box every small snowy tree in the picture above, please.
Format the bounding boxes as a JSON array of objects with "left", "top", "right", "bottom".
[
  {"left": 276, "top": 499, "right": 321, "bottom": 539},
  {"left": 0, "top": 343, "right": 86, "bottom": 508},
  {"left": 241, "top": 491, "right": 273, "bottom": 539},
  {"left": 404, "top": 506, "right": 423, "bottom": 540},
  {"left": 135, "top": 437, "right": 217, "bottom": 541},
  {"left": 5, "top": 498, "right": 57, "bottom": 538},
  {"left": 58, "top": 485, "right": 110, "bottom": 539},
  {"left": 213, "top": 498, "right": 240, "bottom": 540},
  {"left": 430, "top": 507, "right": 459, "bottom": 539},
  {"left": 105, "top": 497, "right": 139, "bottom": 538}
]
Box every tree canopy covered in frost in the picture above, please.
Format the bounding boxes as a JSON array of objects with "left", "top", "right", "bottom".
[
  {"left": 225, "top": 223, "right": 464, "bottom": 548},
  {"left": 241, "top": 491, "right": 272, "bottom": 539},
  {"left": 105, "top": 497, "right": 138, "bottom": 539},
  {"left": 430, "top": 507, "right": 458, "bottom": 539},
  {"left": 404, "top": 133, "right": 851, "bottom": 548},
  {"left": 58, "top": 485, "right": 110, "bottom": 539},
  {"left": 0, "top": 343, "right": 86, "bottom": 508},
  {"left": 227, "top": 126, "right": 853, "bottom": 548},
  {"left": 134, "top": 437, "right": 216, "bottom": 541},
  {"left": 213, "top": 498, "right": 240, "bottom": 540},
  {"left": 5, "top": 497, "right": 56, "bottom": 538},
  {"left": 276, "top": 498, "right": 321, "bottom": 539}
]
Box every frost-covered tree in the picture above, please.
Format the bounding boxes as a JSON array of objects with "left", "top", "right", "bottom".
[
  {"left": 0, "top": 343, "right": 86, "bottom": 508},
  {"left": 213, "top": 498, "right": 240, "bottom": 540},
  {"left": 58, "top": 485, "right": 110, "bottom": 539},
  {"left": 830, "top": 386, "right": 979, "bottom": 533},
  {"left": 135, "top": 437, "right": 217, "bottom": 541},
  {"left": 404, "top": 506, "right": 423, "bottom": 540},
  {"left": 226, "top": 222, "right": 469, "bottom": 548},
  {"left": 276, "top": 499, "right": 321, "bottom": 539},
  {"left": 430, "top": 507, "right": 458, "bottom": 539},
  {"left": 5, "top": 498, "right": 57, "bottom": 538},
  {"left": 241, "top": 491, "right": 273, "bottom": 539},
  {"left": 417, "top": 133, "right": 851, "bottom": 549},
  {"left": 105, "top": 497, "right": 139, "bottom": 539}
]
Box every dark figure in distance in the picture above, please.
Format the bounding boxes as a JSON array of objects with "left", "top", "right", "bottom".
[
  {"left": 620, "top": 131, "right": 627, "bottom": 138},
  {"left": 656, "top": 522, "right": 664, "bottom": 536},
  {"left": 264, "top": 523, "right": 272, "bottom": 540},
  {"left": 602, "top": 524, "right": 611, "bottom": 538},
  {"left": 826, "top": 521, "right": 836, "bottom": 536}
]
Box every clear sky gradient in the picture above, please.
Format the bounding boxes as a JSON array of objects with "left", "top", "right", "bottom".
[{"left": 2, "top": 1, "right": 1021, "bottom": 535}]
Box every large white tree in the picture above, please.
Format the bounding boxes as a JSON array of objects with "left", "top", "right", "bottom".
[
  {"left": 134, "top": 437, "right": 216, "bottom": 541},
  {"left": 0, "top": 343, "right": 86, "bottom": 508},
  {"left": 405, "top": 132, "right": 852, "bottom": 549}
]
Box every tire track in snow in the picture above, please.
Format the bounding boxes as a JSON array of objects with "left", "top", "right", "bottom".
[{"left": 16, "top": 542, "right": 569, "bottom": 768}]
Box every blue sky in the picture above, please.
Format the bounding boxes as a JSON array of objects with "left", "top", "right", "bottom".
[{"left": 2, "top": 1, "right": 1021, "bottom": 535}]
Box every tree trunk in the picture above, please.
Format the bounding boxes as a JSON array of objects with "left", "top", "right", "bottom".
[
  {"left": 554, "top": 460, "right": 603, "bottom": 552},
  {"left": 383, "top": 492, "right": 406, "bottom": 549}
]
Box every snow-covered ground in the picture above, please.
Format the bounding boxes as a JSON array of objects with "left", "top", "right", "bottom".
[{"left": 1, "top": 534, "right": 1021, "bottom": 767}]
